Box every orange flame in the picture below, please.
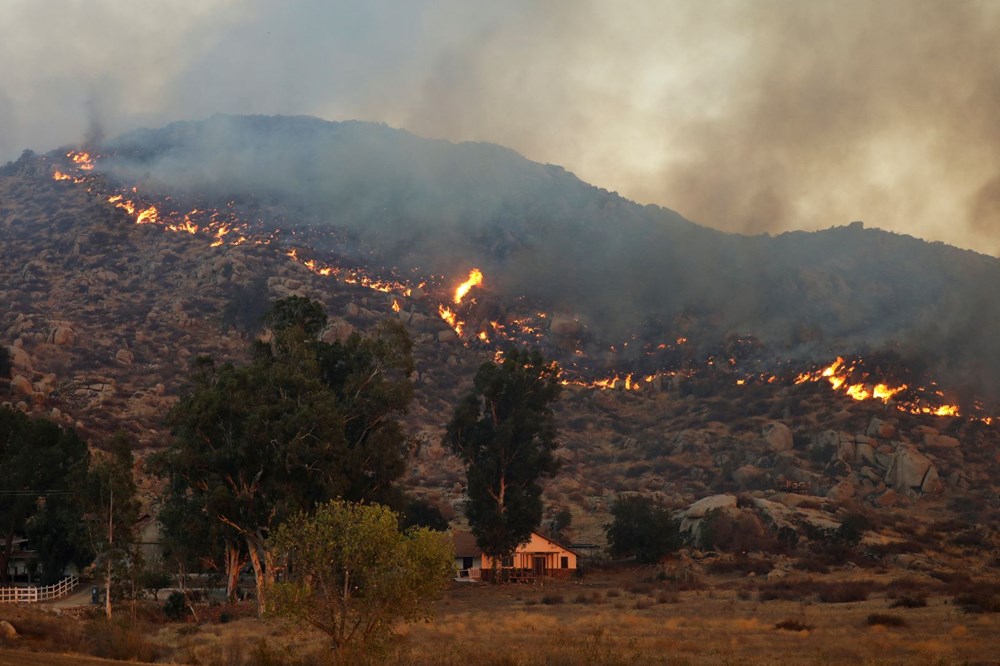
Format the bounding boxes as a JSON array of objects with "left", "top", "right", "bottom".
[
  {"left": 68, "top": 150, "right": 94, "bottom": 171},
  {"left": 454, "top": 268, "right": 483, "bottom": 304},
  {"left": 438, "top": 305, "right": 463, "bottom": 336},
  {"left": 796, "top": 356, "right": 962, "bottom": 418}
]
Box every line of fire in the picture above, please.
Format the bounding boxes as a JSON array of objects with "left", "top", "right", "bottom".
[{"left": 48, "top": 148, "right": 992, "bottom": 426}]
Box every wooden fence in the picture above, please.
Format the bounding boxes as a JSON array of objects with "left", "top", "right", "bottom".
[{"left": 0, "top": 575, "right": 79, "bottom": 603}]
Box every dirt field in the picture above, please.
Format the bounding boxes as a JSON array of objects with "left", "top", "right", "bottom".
[
  {"left": 0, "top": 648, "right": 155, "bottom": 666},
  {"left": 389, "top": 570, "right": 1000, "bottom": 665},
  {"left": 2, "top": 566, "right": 999, "bottom": 665}
]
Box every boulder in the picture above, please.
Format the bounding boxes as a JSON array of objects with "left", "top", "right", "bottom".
[
  {"left": 683, "top": 494, "right": 737, "bottom": 519},
  {"left": 920, "top": 466, "right": 943, "bottom": 494},
  {"left": 763, "top": 422, "right": 794, "bottom": 452},
  {"left": 885, "top": 446, "right": 940, "bottom": 494},
  {"left": 6, "top": 345, "right": 32, "bottom": 372},
  {"left": 924, "top": 433, "right": 960, "bottom": 449},
  {"left": 549, "top": 315, "right": 582, "bottom": 338},
  {"left": 866, "top": 417, "right": 897, "bottom": 439},
  {"left": 10, "top": 375, "right": 33, "bottom": 398},
  {"left": 438, "top": 329, "right": 459, "bottom": 343},
  {"left": 115, "top": 349, "right": 134, "bottom": 366},
  {"left": 732, "top": 465, "right": 767, "bottom": 489},
  {"left": 826, "top": 478, "right": 857, "bottom": 503},
  {"left": 0, "top": 620, "right": 16, "bottom": 640},
  {"left": 48, "top": 325, "right": 74, "bottom": 346}
]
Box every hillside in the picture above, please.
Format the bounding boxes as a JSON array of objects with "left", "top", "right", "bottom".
[
  {"left": 95, "top": 114, "right": 1000, "bottom": 407},
  {"left": 1, "top": 117, "right": 999, "bottom": 560}
]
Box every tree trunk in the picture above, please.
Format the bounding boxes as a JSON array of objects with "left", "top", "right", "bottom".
[
  {"left": 246, "top": 535, "right": 274, "bottom": 617},
  {"left": 225, "top": 541, "right": 243, "bottom": 604}
]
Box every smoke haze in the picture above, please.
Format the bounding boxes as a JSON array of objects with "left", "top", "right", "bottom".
[{"left": 3, "top": 1, "right": 1000, "bottom": 254}]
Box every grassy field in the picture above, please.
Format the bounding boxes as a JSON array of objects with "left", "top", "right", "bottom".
[{"left": 2, "top": 566, "right": 998, "bottom": 665}]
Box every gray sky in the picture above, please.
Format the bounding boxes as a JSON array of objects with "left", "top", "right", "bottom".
[{"left": 3, "top": 0, "right": 999, "bottom": 255}]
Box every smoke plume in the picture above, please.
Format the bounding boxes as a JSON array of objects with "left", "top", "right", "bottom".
[{"left": 2, "top": 0, "right": 1000, "bottom": 253}]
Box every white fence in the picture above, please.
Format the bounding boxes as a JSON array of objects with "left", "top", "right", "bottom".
[{"left": 0, "top": 575, "right": 79, "bottom": 603}]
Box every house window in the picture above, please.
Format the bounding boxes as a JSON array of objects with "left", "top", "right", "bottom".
[
  {"left": 462, "top": 557, "right": 474, "bottom": 570},
  {"left": 561, "top": 556, "right": 569, "bottom": 569},
  {"left": 502, "top": 556, "right": 514, "bottom": 567}
]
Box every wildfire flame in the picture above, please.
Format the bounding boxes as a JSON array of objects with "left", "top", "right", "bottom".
[
  {"left": 453, "top": 268, "right": 483, "bottom": 304},
  {"left": 794, "top": 356, "right": 965, "bottom": 418},
  {"left": 438, "top": 305, "right": 463, "bottom": 336},
  {"left": 68, "top": 151, "right": 94, "bottom": 171}
]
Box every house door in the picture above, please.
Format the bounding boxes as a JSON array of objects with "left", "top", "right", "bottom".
[{"left": 533, "top": 556, "right": 546, "bottom": 577}]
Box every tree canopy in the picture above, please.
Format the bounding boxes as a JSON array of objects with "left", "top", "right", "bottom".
[
  {"left": 269, "top": 500, "right": 453, "bottom": 656},
  {"left": 0, "top": 407, "right": 89, "bottom": 583},
  {"left": 153, "top": 297, "right": 415, "bottom": 614},
  {"left": 444, "top": 348, "right": 561, "bottom": 565}
]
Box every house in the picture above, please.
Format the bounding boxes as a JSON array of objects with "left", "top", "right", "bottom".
[{"left": 453, "top": 530, "right": 578, "bottom": 582}]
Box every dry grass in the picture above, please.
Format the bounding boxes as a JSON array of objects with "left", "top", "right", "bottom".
[{"left": 1, "top": 567, "right": 999, "bottom": 665}]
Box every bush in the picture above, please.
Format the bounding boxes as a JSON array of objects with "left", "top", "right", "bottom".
[
  {"left": 541, "top": 594, "right": 564, "bottom": 605},
  {"left": 164, "top": 591, "right": 188, "bottom": 621},
  {"left": 604, "top": 494, "right": 680, "bottom": 564},
  {"left": 866, "top": 613, "right": 908, "bottom": 627}
]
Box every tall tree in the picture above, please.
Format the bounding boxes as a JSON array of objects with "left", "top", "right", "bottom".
[
  {"left": 154, "top": 298, "right": 414, "bottom": 615},
  {"left": 81, "top": 432, "right": 141, "bottom": 619},
  {"left": 444, "top": 348, "right": 561, "bottom": 574},
  {"left": 0, "top": 407, "right": 89, "bottom": 583}
]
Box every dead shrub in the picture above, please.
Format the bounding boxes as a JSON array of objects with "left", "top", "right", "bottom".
[
  {"left": 888, "top": 594, "right": 927, "bottom": 609},
  {"left": 866, "top": 613, "right": 908, "bottom": 627},
  {"left": 541, "top": 594, "right": 565, "bottom": 605},
  {"left": 83, "top": 617, "right": 160, "bottom": 662},
  {"left": 816, "top": 581, "right": 871, "bottom": 603},
  {"left": 757, "top": 578, "right": 815, "bottom": 602},
  {"left": 775, "top": 619, "right": 813, "bottom": 632},
  {"left": 655, "top": 590, "right": 679, "bottom": 604},
  {"left": 793, "top": 557, "right": 830, "bottom": 574},
  {"left": 954, "top": 589, "right": 1000, "bottom": 614}
]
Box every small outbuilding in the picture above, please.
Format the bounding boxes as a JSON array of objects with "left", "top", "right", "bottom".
[{"left": 453, "top": 530, "right": 578, "bottom": 582}]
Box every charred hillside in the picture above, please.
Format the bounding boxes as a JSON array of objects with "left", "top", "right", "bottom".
[{"left": 90, "top": 114, "right": 1000, "bottom": 407}]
